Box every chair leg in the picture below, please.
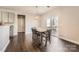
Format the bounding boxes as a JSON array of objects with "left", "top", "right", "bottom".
[
  {"left": 45, "top": 38, "right": 47, "bottom": 47},
  {"left": 49, "top": 36, "right": 51, "bottom": 43}
]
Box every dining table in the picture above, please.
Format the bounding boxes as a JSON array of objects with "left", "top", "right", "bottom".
[
  {"left": 36, "top": 27, "right": 47, "bottom": 43},
  {"left": 32, "top": 27, "right": 51, "bottom": 47},
  {"left": 36, "top": 27, "right": 51, "bottom": 47}
]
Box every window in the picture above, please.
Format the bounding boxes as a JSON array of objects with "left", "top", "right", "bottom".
[{"left": 47, "top": 18, "right": 51, "bottom": 27}]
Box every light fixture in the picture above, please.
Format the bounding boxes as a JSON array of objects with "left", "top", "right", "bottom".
[
  {"left": 34, "top": 15, "right": 40, "bottom": 19},
  {"left": 35, "top": 6, "right": 50, "bottom": 8},
  {"left": 47, "top": 6, "right": 50, "bottom": 8}
]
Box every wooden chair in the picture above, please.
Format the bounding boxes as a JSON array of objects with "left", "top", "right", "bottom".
[
  {"left": 41, "top": 29, "right": 51, "bottom": 47},
  {"left": 32, "top": 28, "right": 41, "bottom": 47},
  {"left": 32, "top": 28, "right": 37, "bottom": 40}
]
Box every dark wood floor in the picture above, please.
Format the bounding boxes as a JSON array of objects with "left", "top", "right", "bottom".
[{"left": 5, "top": 32, "right": 79, "bottom": 52}]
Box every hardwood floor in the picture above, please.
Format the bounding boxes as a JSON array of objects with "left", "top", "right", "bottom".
[{"left": 5, "top": 32, "right": 79, "bottom": 52}]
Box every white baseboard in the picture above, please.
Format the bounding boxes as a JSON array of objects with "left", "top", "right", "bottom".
[
  {"left": 59, "top": 35, "right": 79, "bottom": 45},
  {"left": 1, "top": 40, "right": 10, "bottom": 52}
]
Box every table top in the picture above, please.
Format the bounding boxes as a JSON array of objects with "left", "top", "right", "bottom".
[{"left": 36, "top": 27, "right": 48, "bottom": 32}]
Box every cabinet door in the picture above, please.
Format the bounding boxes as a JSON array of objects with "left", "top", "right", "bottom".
[
  {"left": 0, "top": 11, "right": 2, "bottom": 23},
  {"left": 2, "top": 12, "right": 9, "bottom": 24},
  {"left": 9, "top": 13, "right": 15, "bottom": 23}
]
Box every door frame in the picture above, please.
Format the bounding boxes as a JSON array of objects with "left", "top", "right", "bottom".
[{"left": 17, "top": 14, "right": 26, "bottom": 33}]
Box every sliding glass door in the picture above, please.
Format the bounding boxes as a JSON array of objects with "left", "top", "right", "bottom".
[{"left": 46, "top": 16, "right": 58, "bottom": 37}]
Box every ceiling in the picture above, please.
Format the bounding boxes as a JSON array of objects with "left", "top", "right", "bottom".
[{"left": 0, "top": 6, "right": 53, "bottom": 15}]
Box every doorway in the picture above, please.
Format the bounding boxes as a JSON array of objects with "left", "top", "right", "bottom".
[
  {"left": 46, "top": 16, "right": 58, "bottom": 37},
  {"left": 17, "top": 15, "right": 25, "bottom": 33}
]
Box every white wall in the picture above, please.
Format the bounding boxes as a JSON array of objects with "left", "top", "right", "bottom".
[
  {"left": 40, "top": 7, "right": 79, "bottom": 44},
  {"left": 26, "top": 14, "right": 40, "bottom": 34},
  {"left": 58, "top": 7, "right": 79, "bottom": 43}
]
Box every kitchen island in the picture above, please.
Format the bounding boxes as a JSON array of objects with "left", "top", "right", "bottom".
[{"left": 0, "top": 25, "right": 10, "bottom": 51}]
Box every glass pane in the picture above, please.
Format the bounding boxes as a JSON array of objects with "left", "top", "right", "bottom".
[
  {"left": 9, "top": 13, "right": 15, "bottom": 23},
  {"left": 47, "top": 18, "right": 51, "bottom": 27},
  {"left": 2, "top": 11, "right": 9, "bottom": 24}
]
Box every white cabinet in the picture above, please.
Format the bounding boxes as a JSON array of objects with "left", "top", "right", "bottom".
[
  {"left": 2, "top": 11, "right": 9, "bottom": 24},
  {"left": 1, "top": 11, "right": 15, "bottom": 24},
  {"left": 0, "top": 26, "right": 10, "bottom": 51},
  {"left": 0, "top": 11, "right": 1, "bottom": 23},
  {"left": 9, "top": 13, "right": 15, "bottom": 23}
]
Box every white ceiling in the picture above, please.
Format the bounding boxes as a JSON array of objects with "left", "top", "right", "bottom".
[{"left": 0, "top": 6, "right": 53, "bottom": 15}]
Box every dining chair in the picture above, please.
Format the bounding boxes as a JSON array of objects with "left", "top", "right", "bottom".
[
  {"left": 32, "top": 28, "right": 41, "bottom": 48},
  {"left": 41, "top": 29, "right": 52, "bottom": 47},
  {"left": 32, "top": 28, "right": 37, "bottom": 40}
]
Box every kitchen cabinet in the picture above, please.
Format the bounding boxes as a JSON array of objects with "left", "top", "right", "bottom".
[
  {"left": 0, "top": 25, "right": 10, "bottom": 51},
  {"left": 0, "top": 11, "right": 2, "bottom": 23},
  {"left": 1, "top": 11, "right": 15, "bottom": 24},
  {"left": 9, "top": 13, "right": 15, "bottom": 23},
  {"left": 2, "top": 11, "right": 9, "bottom": 24}
]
